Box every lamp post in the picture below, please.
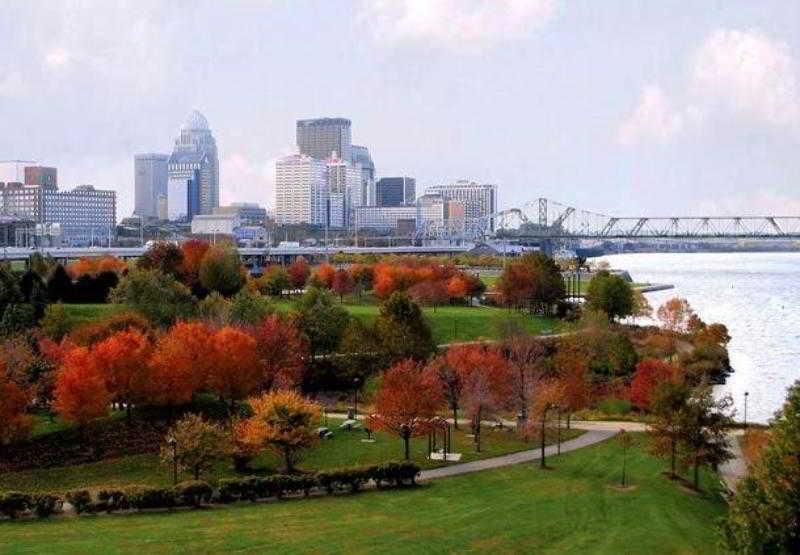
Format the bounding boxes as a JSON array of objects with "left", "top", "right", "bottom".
[
  {"left": 166, "top": 436, "right": 178, "bottom": 485},
  {"left": 743, "top": 391, "right": 749, "bottom": 428},
  {"left": 540, "top": 404, "right": 549, "bottom": 469},
  {"left": 353, "top": 377, "right": 361, "bottom": 418},
  {"left": 556, "top": 405, "right": 562, "bottom": 456}
]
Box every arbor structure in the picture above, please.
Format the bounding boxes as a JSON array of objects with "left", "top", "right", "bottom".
[
  {"left": 370, "top": 360, "right": 443, "bottom": 459},
  {"left": 161, "top": 414, "right": 230, "bottom": 480},
  {"left": 236, "top": 390, "right": 321, "bottom": 472}
]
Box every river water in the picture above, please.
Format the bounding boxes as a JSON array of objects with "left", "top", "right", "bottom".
[{"left": 597, "top": 252, "right": 800, "bottom": 424}]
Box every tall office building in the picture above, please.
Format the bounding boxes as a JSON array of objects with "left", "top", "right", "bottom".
[
  {"left": 351, "top": 145, "right": 375, "bottom": 206},
  {"left": 274, "top": 154, "right": 328, "bottom": 225},
  {"left": 134, "top": 153, "right": 168, "bottom": 218},
  {"left": 296, "top": 118, "right": 352, "bottom": 162},
  {"left": 24, "top": 166, "right": 57, "bottom": 189},
  {"left": 376, "top": 177, "right": 415, "bottom": 207},
  {"left": 327, "top": 155, "right": 362, "bottom": 228},
  {"left": 168, "top": 110, "right": 219, "bottom": 219},
  {"left": 425, "top": 180, "right": 497, "bottom": 230}
]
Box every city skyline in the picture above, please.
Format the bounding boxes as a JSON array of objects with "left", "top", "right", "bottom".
[{"left": 1, "top": 1, "right": 799, "bottom": 219}]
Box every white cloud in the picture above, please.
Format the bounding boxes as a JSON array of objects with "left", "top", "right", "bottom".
[
  {"left": 220, "top": 150, "right": 293, "bottom": 210},
  {"left": 0, "top": 71, "right": 26, "bottom": 98},
  {"left": 44, "top": 48, "right": 71, "bottom": 68},
  {"left": 359, "top": 0, "right": 557, "bottom": 50},
  {"left": 618, "top": 28, "right": 800, "bottom": 146}
]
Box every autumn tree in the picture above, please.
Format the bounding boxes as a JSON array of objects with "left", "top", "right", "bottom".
[
  {"left": 236, "top": 390, "right": 321, "bottom": 472},
  {"left": 349, "top": 264, "right": 374, "bottom": 298},
  {"left": 292, "top": 287, "right": 351, "bottom": 356},
  {"left": 722, "top": 380, "right": 800, "bottom": 553},
  {"left": 648, "top": 380, "right": 691, "bottom": 479},
  {"left": 313, "top": 263, "right": 336, "bottom": 289},
  {"left": 206, "top": 326, "right": 260, "bottom": 408},
  {"left": 287, "top": 257, "right": 311, "bottom": 290},
  {"left": 424, "top": 356, "right": 463, "bottom": 429},
  {"left": 501, "top": 335, "right": 546, "bottom": 431},
  {"left": 229, "top": 289, "right": 273, "bottom": 325},
  {"left": 137, "top": 242, "right": 184, "bottom": 279},
  {"left": 552, "top": 342, "right": 592, "bottom": 429},
  {"left": 446, "top": 275, "right": 469, "bottom": 302},
  {"left": 54, "top": 346, "right": 112, "bottom": 426},
  {"left": 374, "top": 292, "right": 436, "bottom": 364},
  {"left": 199, "top": 245, "right": 245, "bottom": 297},
  {"left": 407, "top": 280, "right": 449, "bottom": 312},
  {"left": 0, "top": 361, "right": 32, "bottom": 445},
  {"left": 370, "top": 360, "right": 444, "bottom": 459},
  {"left": 331, "top": 268, "right": 355, "bottom": 302},
  {"left": 656, "top": 297, "right": 694, "bottom": 332},
  {"left": 252, "top": 315, "right": 308, "bottom": 390},
  {"left": 585, "top": 271, "right": 634, "bottom": 321},
  {"left": 147, "top": 321, "right": 214, "bottom": 408},
  {"left": 631, "top": 289, "right": 653, "bottom": 322},
  {"left": 180, "top": 239, "right": 211, "bottom": 291},
  {"left": 92, "top": 329, "right": 152, "bottom": 421},
  {"left": 258, "top": 265, "right": 291, "bottom": 297},
  {"left": 161, "top": 414, "right": 230, "bottom": 480},
  {"left": 497, "top": 252, "right": 565, "bottom": 314},
  {"left": 196, "top": 292, "right": 233, "bottom": 327},
  {"left": 628, "top": 359, "right": 678, "bottom": 411}
]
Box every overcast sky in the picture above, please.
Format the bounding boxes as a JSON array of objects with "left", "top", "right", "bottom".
[{"left": 1, "top": 0, "right": 799, "bottom": 219}]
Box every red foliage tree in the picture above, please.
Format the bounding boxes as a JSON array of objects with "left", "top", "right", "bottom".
[
  {"left": 137, "top": 242, "right": 184, "bottom": 278},
  {"left": 497, "top": 261, "right": 536, "bottom": 308},
  {"left": 0, "top": 361, "right": 33, "bottom": 445},
  {"left": 628, "top": 359, "right": 678, "bottom": 410},
  {"left": 54, "top": 347, "right": 112, "bottom": 426},
  {"left": 147, "top": 321, "right": 213, "bottom": 407},
  {"left": 349, "top": 264, "right": 375, "bottom": 297},
  {"left": 332, "top": 268, "right": 355, "bottom": 302},
  {"left": 408, "top": 280, "right": 449, "bottom": 311},
  {"left": 446, "top": 275, "right": 469, "bottom": 301},
  {"left": 287, "top": 257, "right": 311, "bottom": 289},
  {"left": 92, "top": 329, "right": 152, "bottom": 419},
  {"left": 314, "top": 263, "right": 336, "bottom": 289},
  {"left": 67, "top": 255, "right": 126, "bottom": 278},
  {"left": 206, "top": 326, "right": 261, "bottom": 407},
  {"left": 180, "top": 239, "right": 211, "bottom": 287},
  {"left": 369, "top": 359, "right": 443, "bottom": 459},
  {"left": 657, "top": 297, "right": 695, "bottom": 332},
  {"left": 252, "top": 315, "right": 308, "bottom": 390}
]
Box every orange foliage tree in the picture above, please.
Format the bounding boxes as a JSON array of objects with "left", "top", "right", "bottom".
[
  {"left": 147, "top": 321, "right": 213, "bottom": 407},
  {"left": 0, "top": 361, "right": 33, "bottom": 445},
  {"left": 252, "top": 315, "right": 308, "bottom": 390},
  {"left": 206, "top": 326, "right": 260, "bottom": 407},
  {"left": 287, "top": 257, "right": 311, "bottom": 289},
  {"left": 628, "top": 359, "right": 678, "bottom": 410},
  {"left": 180, "top": 239, "right": 211, "bottom": 288},
  {"left": 54, "top": 347, "right": 112, "bottom": 426},
  {"left": 332, "top": 268, "right": 355, "bottom": 302},
  {"left": 67, "top": 255, "right": 126, "bottom": 278},
  {"left": 314, "top": 263, "right": 336, "bottom": 289},
  {"left": 446, "top": 275, "right": 469, "bottom": 302},
  {"left": 369, "top": 359, "right": 443, "bottom": 459},
  {"left": 657, "top": 297, "right": 695, "bottom": 332},
  {"left": 92, "top": 329, "right": 152, "bottom": 420}
]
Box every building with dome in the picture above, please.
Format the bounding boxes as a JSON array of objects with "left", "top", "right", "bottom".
[{"left": 167, "top": 110, "right": 219, "bottom": 220}]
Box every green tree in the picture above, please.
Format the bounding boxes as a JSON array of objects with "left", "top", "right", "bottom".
[
  {"left": 229, "top": 289, "right": 273, "bottom": 325},
  {"left": 199, "top": 245, "right": 244, "bottom": 297},
  {"left": 648, "top": 379, "right": 691, "bottom": 479},
  {"left": 196, "top": 292, "right": 232, "bottom": 327},
  {"left": 109, "top": 268, "right": 196, "bottom": 326},
  {"left": 161, "top": 414, "right": 231, "bottom": 481},
  {"left": 374, "top": 292, "right": 436, "bottom": 363},
  {"left": 585, "top": 271, "right": 634, "bottom": 321},
  {"left": 40, "top": 303, "right": 71, "bottom": 340},
  {"left": 46, "top": 265, "right": 72, "bottom": 302},
  {"left": 292, "top": 287, "right": 351, "bottom": 356},
  {"left": 258, "top": 266, "right": 291, "bottom": 297},
  {"left": 677, "top": 386, "right": 733, "bottom": 490},
  {"left": 722, "top": 380, "right": 800, "bottom": 553}
]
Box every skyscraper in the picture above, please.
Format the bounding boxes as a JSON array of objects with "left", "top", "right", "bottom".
[
  {"left": 134, "top": 153, "right": 168, "bottom": 218},
  {"left": 376, "top": 177, "right": 416, "bottom": 207},
  {"left": 296, "top": 118, "right": 352, "bottom": 162},
  {"left": 327, "top": 155, "right": 362, "bottom": 228},
  {"left": 275, "top": 154, "right": 328, "bottom": 225},
  {"left": 351, "top": 145, "right": 375, "bottom": 206},
  {"left": 425, "top": 181, "right": 497, "bottom": 230},
  {"left": 167, "top": 110, "right": 219, "bottom": 220}
]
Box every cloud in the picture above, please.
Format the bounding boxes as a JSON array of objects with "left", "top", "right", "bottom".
[
  {"left": 359, "top": 0, "right": 557, "bottom": 51},
  {"left": 618, "top": 29, "right": 800, "bottom": 145},
  {"left": 44, "top": 48, "right": 71, "bottom": 68},
  {"left": 0, "top": 71, "right": 25, "bottom": 98},
  {"left": 220, "top": 150, "right": 293, "bottom": 210}
]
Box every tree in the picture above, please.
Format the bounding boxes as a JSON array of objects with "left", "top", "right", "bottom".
[
  {"left": 54, "top": 346, "right": 112, "bottom": 426},
  {"left": 287, "top": 257, "right": 310, "bottom": 290},
  {"left": 137, "top": 242, "right": 184, "bottom": 279},
  {"left": 92, "top": 329, "right": 152, "bottom": 421},
  {"left": 229, "top": 289, "right": 273, "bottom": 325},
  {"left": 0, "top": 361, "right": 32, "bottom": 445},
  {"left": 502, "top": 335, "right": 546, "bottom": 432},
  {"left": 423, "top": 356, "right": 463, "bottom": 429},
  {"left": 258, "top": 266, "right": 291, "bottom": 297},
  {"left": 648, "top": 380, "right": 691, "bottom": 479},
  {"left": 628, "top": 359, "right": 678, "bottom": 411},
  {"left": 408, "top": 281, "right": 448, "bottom": 311},
  {"left": 252, "top": 315, "right": 307, "bottom": 390},
  {"left": 497, "top": 253, "right": 564, "bottom": 314},
  {"left": 446, "top": 275, "right": 469, "bottom": 302},
  {"left": 206, "top": 327, "right": 260, "bottom": 407},
  {"left": 721, "top": 380, "right": 800, "bottom": 553},
  {"left": 109, "top": 268, "right": 196, "bottom": 326},
  {"left": 0, "top": 304, "right": 36, "bottom": 337},
  {"left": 40, "top": 303, "right": 71, "bottom": 340},
  {"left": 236, "top": 390, "right": 321, "bottom": 472},
  {"left": 314, "top": 263, "right": 336, "bottom": 289},
  {"left": 147, "top": 322, "right": 213, "bottom": 408},
  {"left": 617, "top": 430, "right": 634, "bottom": 487},
  {"left": 631, "top": 289, "right": 652, "bottom": 322},
  {"left": 349, "top": 264, "right": 374, "bottom": 298},
  {"left": 374, "top": 292, "right": 436, "bottom": 363},
  {"left": 196, "top": 292, "right": 232, "bottom": 327},
  {"left": 46, "top": 264, "right": 73, "bottom": 303},
  {"left": 332, "top": 269, "right": 355, "bottom": 302},
  {"left": 199, "top": 245, "right": 244, "bottom": 297},
  {"left": 676, "top": 386, "right": 733, "bottom": 490},
  {"left": 585, "top": 271, "right": 634, "bottom": 321},
  {"left": 68, "top": 310, "right": 151, "bottom": 347},
  {"left": 292, "top": 287, "right": 351, "bottom": 356},
  {"left": 20, "top": 270, "right": 47, "bottom": 319},
  {"left": 656, "top": 297, "right": 694, "bottom": 332},
  {"left": 180, "top": 239, "right": 211, "bottom": 291},
  {"left": 369, "top": 360, "right": 443, "bottom": 460},
  {"left": 161, "top": 414, "right": 230, "bottom": 480}
]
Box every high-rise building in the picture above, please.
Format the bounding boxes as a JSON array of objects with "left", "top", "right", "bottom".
[
  {"left": 296, "top": 118, "right": 352, "bottom": 162},
  {"left": 274, "top": 154, "right": 328, "bottom": 225},
  {"left": 24, "top": 166, "right": 57, "bottom": 189},
  {"left": 376, "top": 177, "right": 415, "bottom": 207},
  {"left": 327, "top": 155, "right": 362, "bottom": 228},
  {"left": 134, "top": 153, "right": 168, "bottom": 218},
  {"left": 424, "top": 180, "right": 497, "bottom": 230},
  {"left": 168, "top": 110, "right": 219, "bottom": 219},
  {"left": 354, "top": 205, "right": 417, "bottom": 232},
  {"left": 351, "top": 145, "right": 375, "bottom": 205}
]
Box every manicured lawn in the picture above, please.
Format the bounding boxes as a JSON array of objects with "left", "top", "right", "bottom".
[
  {"left": 61, "top": 303, "right": 126, "bottom": 328},
  {"left": 0, "top": 435, "right": 727, "bottom": 554},
  {"left": 0, "top": 418, "right": 580, "bottom": 493},
  {"left": 274, "top": 299, "right": 561, "bottom": 344}
]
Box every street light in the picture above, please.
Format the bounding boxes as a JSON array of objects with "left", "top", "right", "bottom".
[
  {"left": 540, "top": 404, "right": 550, "bottom": 469},
  {"left": 353, "top": 377, "right": 361, "bottom": 418},
  {"left": 556, "top": 405, "right": 562, "bottom": 456},
  {"left": 744, "top": 391, "right": 749, "bottom": 428},
  {"left": 166, "top": 436, "right": 178, "bottom": 485}
]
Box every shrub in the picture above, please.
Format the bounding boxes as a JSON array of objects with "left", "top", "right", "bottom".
[
  {"left": 97, "top": 489, "right": 130, "bottom": 513},
  {"left": 65, "top": 489, "right": 93, "bottom": 515},
  {"left": 596, "top": 397, "right": 633, "bottom": 415},
  {"left": 128, "top": 487, "right": 177, "bottom": 510},
  {"left": 0, "top": 492, "right": 31, "bottom": 519},
  {"left": 174, "top": 480, "right": 213, "bottom": 508},
  {"left": 317, "top": 467, "right": 371, "bottom": 494},
  {"left": 371, "top": 461, "right": 421, "bottom": 487},
  {"left": 32, "top": 494, "right": 62, "bottom": 518},
  {"left": 217, "top": 477, "right": 250, "bottom": 503}
]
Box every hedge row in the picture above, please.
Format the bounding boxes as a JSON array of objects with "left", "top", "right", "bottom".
[{"left": 0, "top": 462, "right": 421, "bottom": 520}]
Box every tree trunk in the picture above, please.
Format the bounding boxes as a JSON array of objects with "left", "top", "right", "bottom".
[
  {"left": 670, "top": 437, "right": 677, "bottom": 479},
  {"left": 284, "top": 447, "right": 295, "bottom": 473},
  {"left": 194, "top": 466, "right": 200, "bottom": 480},
  {"left": 474, "top": 409, "right": 482, "bottom": 453},
  {"left": 566, "top": 412, "right": 571, "bottom": 430},
  {"left": 452, "top": 405, "right": 459, "bottom": 430},
  {"left": 403, "top": 435, "right": 410, "bottom": 460}
]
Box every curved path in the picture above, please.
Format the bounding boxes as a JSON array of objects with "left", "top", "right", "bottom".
[{"left": 420, "top": 429, "right": 617, "bottom": 481}]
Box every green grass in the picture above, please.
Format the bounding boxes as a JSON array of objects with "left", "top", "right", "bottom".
[
  {"left": 274, "top": 299, "right": 561, "bottom": 344},
  {"left": 0, "top": 435, "right": 727, "bottom": 554},
  {"left": 0, "top": 418, "right": 580, "bottom": 493},
  {"left": 61, "top": 303, "right": 126, "bottom": 328}
]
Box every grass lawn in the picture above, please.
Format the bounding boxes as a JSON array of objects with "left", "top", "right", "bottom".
[
  {"left": 0, "top": 418, "right": 581, "bottom": 493},
  {"left": 0, "top": 435, "right": 727, "bottom": 554},
  {"left": 274, "top": 299, "right": 561, "bottom": 344},
  {"left": 61, "top": 303, "right": 126, "bottom": 329}
]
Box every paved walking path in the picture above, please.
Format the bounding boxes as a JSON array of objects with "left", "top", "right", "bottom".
[
  {"left": 719, "top": 430, "right": 747, "bottom": 493},
  {"left": 419, "top": 429, "right": 617, "bottom": 481}
]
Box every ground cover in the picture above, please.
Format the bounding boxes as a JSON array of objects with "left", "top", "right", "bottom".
[
  {"left": 0, "top": 434, "right": 726, "bottom": 554},
  {"left": 60, "top": 303, "right": 126, "bottom": 329}
]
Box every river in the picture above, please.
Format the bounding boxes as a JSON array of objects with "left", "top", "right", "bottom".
[{"left": 597, "top": 252, "right": 800, "bottom": 424}]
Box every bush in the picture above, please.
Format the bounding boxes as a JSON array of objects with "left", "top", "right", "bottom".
[
  {"left": 65, "top": 489, "right": 93, "bottom": 515},
  {"left": 0, "top": 491, "right": 31, "bottom": 519},
  {"left": 372, "top": 461, "right": 421, "bottom": 487},
  {"left": 174, "top": 480, "right": 213, "bottom": 508},
  {"left": 97, "top": 489, "right": 130, "bottom": 513},
  {"left": 596, "top": 397, "right": 633, "bottom": 415},
  {"left": 317, "top": 467, "right": 371, "bottom": 494},
  {"left": 32, "top": 494, "right": 62, "bottom": 518},
  {"left": 128, "top": 487, "right": 177, "bottom": 510}
]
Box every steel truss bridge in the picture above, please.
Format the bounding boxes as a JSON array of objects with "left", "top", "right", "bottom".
[{"left": 414, "top": 198, "right": 800, "bottom": 242}]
